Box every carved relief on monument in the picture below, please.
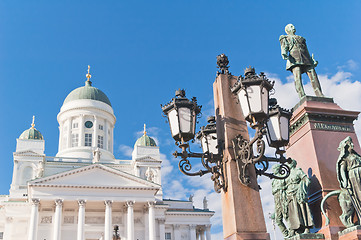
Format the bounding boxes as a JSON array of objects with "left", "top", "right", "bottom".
[{"left": 40, "top": 216, "right": 52, "bottom": 224}]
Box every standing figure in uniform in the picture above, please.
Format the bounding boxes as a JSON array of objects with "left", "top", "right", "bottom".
[{"left": 279, "top": 24, "right": 324, "bottom": 99}]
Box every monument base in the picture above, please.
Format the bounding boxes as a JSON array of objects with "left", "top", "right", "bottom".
[
  {"left": 224, "top": 232, "right": 270, "bottom": 240},
  {"left": 287, "top": 233, "right": 325, "bottom": 240},
  {"left": 318, "top": 225, "right": 345, "bottom": 240},
  {"left": 338, "top": 226, "right": 361, "bottom": 240}
]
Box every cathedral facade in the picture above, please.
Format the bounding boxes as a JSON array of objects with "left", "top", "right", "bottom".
[{"left": 0, "top": 72, "right": 213, "bottom": 240}]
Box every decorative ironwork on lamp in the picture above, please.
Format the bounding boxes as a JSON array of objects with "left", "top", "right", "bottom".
[
  {"left": 231, "top": 67, "right": 292, "bottom": 186},
  {"left": 161, "top": 57, "right": 292, "bottom": 191},
  {"left": 161, "top": 90, "right": 226, "bottom": 193}
]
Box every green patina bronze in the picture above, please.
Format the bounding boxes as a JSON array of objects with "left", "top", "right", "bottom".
[
  {"left": 279, "top": 24, "right": 324, "bottom": 99},
  {"left": 63, "top": 80, "right": 112, "bottom": 106},
  {"left": 19, "top": 127, "right": 43, "bottom": 140},
  {"left": 271, "top": 160, "right": 314, "bottom": 238},
  {"left": 321, "top": 136, "right": 361, "bottom": 228},
  {"left": 271, "top": 164, "right": 289, "bottom": 237}
]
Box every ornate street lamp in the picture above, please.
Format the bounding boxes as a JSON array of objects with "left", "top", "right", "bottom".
[
  {"left": 162, "top": 64, "right": 292, "bottom": 190},
  {"left": 161, "top": 92, "right": 226, "bottom": 192},
  {"left": 231, "top": 67, "right": 292, "bottom": 186}
]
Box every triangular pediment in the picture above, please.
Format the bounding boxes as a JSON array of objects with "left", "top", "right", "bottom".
[
  {"left": 29, "top": 164, "right": 160, "bottom": 190},
  {"left": 134, "top": 156, "right": 161, "bottom": 162},
  {"left": 14, "top": 150, "right": 44, "bottom": 156}
]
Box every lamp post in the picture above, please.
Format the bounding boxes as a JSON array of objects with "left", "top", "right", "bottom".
[{"left": 161, "top": 54, "right": 292, "bottom": 239}]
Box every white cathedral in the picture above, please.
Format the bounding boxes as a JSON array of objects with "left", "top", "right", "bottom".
[{"left": 0, "top": 69, "right": 213, "bottom": 240}]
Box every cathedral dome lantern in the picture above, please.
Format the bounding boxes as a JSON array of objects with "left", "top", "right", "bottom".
[
  {"left": 56, "top": 66, "right": 116, "bottom": 160},
  {"left": 19, "top": 116, "right": 43, "bottom": 140}
]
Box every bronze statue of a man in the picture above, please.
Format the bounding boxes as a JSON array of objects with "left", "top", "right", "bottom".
[{"left": 279, "top": 24, "right": 324, "bottom": 99}]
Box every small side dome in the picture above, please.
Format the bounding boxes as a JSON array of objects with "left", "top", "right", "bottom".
[
  {"left": 135, "top": 124, "right": 157, "bottom": 147},
  {"left": 19, "top": 116, "right": 44, "bottom": 140}
]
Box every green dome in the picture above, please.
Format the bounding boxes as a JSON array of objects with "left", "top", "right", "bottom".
[
  {"left": 135, "top": 134, "right": 157, "bottom": 147},
  {"left": 63, "top": 80, "right": 112, "bottom": 106},
  {"left": 20, "top": 127, "right": 43, "bottom": 140}
]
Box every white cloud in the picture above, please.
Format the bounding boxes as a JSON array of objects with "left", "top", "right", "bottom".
[{"left": 118, "top": 144, "right": 133, "bottom": 157}]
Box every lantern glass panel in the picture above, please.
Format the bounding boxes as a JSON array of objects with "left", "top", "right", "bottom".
[
  {"left": 237, "top": 88, "right": 250, "bottom": 118},
  {"left": 247, "top": 85, "right": 262, "bottom": 114},
  {"left": 201, "top": 133, "right": 218, "bottom": 154},
  {"left": 178, "top": 107, "right": 192, "bottom": 134},
  {"left": 280, "top": 115, "right": 289, "bottom": 141},
  {"left": 261, "top": 87, "right": 269, "bottom": 115},
  {"left": 168, "top": 109, "right": 180, "bottom": 138},
  {"left": 207, "top": 133, "right": 219, "bottom": 154},
  {"left": 267, "top": 115, "right": 280, "bottom": 141}
]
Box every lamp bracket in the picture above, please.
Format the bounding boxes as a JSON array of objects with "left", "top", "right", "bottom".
[
  {"left": 173, "top": 144, "right": 227, "bottom": 193},
  {"left": 232, "top": 129, "right": 291, "bottom": 186}
]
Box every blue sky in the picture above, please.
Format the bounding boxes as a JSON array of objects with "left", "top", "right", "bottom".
[{"left": 0, "top": 1, "right": 360, "bottom": 239}]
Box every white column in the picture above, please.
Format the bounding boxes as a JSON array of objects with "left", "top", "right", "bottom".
[
  {"left": 104, "top": 120, "right": 108, "bottom": 151},
  {"left": 104, "top": 200, "right": 112, "bottom": 240},
  {"left": 53, "top": 199, "right": 63, "bottom": 240},
  {"left": 79, "top": 114, "right": 84, "bottom": 146},
  {"left": 174, "top": 224, "right": 181, "bottom": 240},
  {"left": 77, "top": 200, "right": 86, "bottom": 240},
  {"left": 27, "top": 198, "right": 40, "bottom": 240},
  {"left": 189, "top": 225, "right": 197, "bottom": 240},
  {"left": 127, "top": 201, "right": 134, "bottom": 240},
  {"left": 58, "top": 123, "right": 63, "bottom": 151},
  {"left": 93, "top": 116, "right": 98, "bottom": 147},
  {"left": 205, "top": 225, "right": 211, "bottom": 240},
  {"left": 158, "top": 219, "right": 165, "bottom": 240},
  {"left": 67, "top": 118, "right": 72, "bottom": 148},
  {"left": 148, "top": 202, "right": 155, "bottom": 240},
  {"left": 200, "top": 227, "right": 205, "bottom": 240}
]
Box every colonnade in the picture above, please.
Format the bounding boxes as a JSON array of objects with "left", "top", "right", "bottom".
[{"left": 27, "top": 199, "right": 157, "bottom": 240}]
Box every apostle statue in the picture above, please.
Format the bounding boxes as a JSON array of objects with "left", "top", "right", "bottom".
[
  {"left": 279, "top": 24, "right": 324, "bottom": 99},
  {"left": 271, "top": 164, "right": 289, "bottom": 237},
  {"left": 336, "top": 136, "right": 361, "bottom": 220}
]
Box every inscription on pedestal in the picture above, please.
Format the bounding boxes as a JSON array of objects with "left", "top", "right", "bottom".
[{"left": 313, "top": 122, "right": 353, "bottom": 132}]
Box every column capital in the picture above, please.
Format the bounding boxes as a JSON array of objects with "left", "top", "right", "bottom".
[
  {"left": 55, "top": 199, "right": 63, "bottom": 206},
  {"left": 174, "top": 224, "right": 180, "bottom": 230},
  {"left": 78, "top": 199, "right": 86, "bottom": 207},
  {"left": 147, "top": 201, "right": 156, "bottom": 207},
  {"left": 189, "top": 224, "right": 197, "bottom": 230},
  {"left": 104, "top": 200, "right": 112, "bottom": 206},
  {"left": 31, "top": 198, "right": 40, "bottom": 206},
  {"left": 126, "top": 201, "right": 134, "bottom": 207},
  {"left": 157, "top": 218, "right": 166, "bottom": 224},
  {"left": 205, "top": 224, "right": 211, "bottom": 230}
]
